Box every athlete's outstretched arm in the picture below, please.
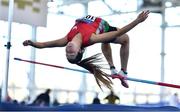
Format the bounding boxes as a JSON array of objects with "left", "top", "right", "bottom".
[
  {"left": 90, "top": 10, "right": 150, "bottom": 43},
  {"left": 23, "top": 36, "right": 68, "bottom": 48}
]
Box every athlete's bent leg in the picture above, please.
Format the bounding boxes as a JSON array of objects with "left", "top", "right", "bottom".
[
  {"left": 113, "top": 34, "right": 129, "bottom": 72},
  {"left": 101, "top": 43, "right": 118, "bottom": 75},
  {"left": 101, "top": 43, "right": 114, "bottom": 67},
  {"left": 113, "top": 34, "right": 129, "bottom": 88},
  {"left": 120, "top": 34, "right": 129, "bottom": 72}
]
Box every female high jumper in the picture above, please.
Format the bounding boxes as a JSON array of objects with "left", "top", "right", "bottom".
[{"left": 23, "top": 10, "right": 150, "bottom": 90}]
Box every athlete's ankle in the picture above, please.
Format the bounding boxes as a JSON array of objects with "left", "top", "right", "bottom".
[
  {"left": 110, "top": 66, "right": 118, "bottom": 76},
  {"left": 121, "top": 68, "right": 128, "bottom": 74},
  {"left": 110, "top": 66, "right": 116, "bottom": 69}
]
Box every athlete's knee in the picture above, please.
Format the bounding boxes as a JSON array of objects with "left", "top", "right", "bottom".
[{"left": 121, "top": 34, "right": 129, "bottom": 45}]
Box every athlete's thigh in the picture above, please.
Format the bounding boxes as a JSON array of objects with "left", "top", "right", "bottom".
[
  {"left": 90, "top": 33, "right": 128, "bottom": 44},
  {"left": 112, "top": 33, "right": 129, "bottom": 44},
  {"left": 89, "top": 32, "right": 117, "bottom": 44}
]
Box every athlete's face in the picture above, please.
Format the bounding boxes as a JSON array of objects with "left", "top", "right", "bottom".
[{"left": 66, "top": 42, "right": 79, "bottom": 60}]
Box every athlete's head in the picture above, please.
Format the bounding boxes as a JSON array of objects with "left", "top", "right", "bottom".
[{"left": 66, "top": 42, "right": 83, "bottom": 64}]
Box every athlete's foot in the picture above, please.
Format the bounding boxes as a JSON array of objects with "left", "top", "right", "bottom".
[
  {"left": 118, "top": 70, "right": 129, "bottom": 88},
  {"left": 110, "top": 68, "right": 118, "bottom": 79}
]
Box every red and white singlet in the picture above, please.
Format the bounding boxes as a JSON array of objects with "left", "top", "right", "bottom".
[{"left": 67, "top": 15, "right": 109, "bottom": 47}]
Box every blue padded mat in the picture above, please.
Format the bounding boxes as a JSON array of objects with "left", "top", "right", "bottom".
[{"left": 0, "top": 102, "right": 180, "bottom": 111}]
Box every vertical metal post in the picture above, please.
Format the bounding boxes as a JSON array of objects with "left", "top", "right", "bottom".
[
  {"left": 160, "top": 0, "right": 167, "bottom": 102},
  {"left": 1, "top": 0, "right": 14, "bottom": 102},
  {"left": 28, "top": 26, "right": 37, "bottom": 103}
]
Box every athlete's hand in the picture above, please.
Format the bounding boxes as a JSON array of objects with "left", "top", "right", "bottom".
[
  {"left": 23, "top": 40, "right": 33, "bottom": 46},
  {"left": 136, "top": 10, "right": 150, "bottom": 23}
]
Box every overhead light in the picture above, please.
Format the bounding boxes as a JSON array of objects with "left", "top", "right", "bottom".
[{"left": 165, "top": 2, "right": 172, "bottom": 7}]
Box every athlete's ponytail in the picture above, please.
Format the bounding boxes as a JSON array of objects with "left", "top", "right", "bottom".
[{"left": 76, "top": 53, "right": 113, "bottom": 90}]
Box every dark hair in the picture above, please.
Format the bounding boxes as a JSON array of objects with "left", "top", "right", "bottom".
[{"left": 77, "top": 53, "right": 113, "bottom": 90}]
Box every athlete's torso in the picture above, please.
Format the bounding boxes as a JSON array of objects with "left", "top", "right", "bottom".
[
  {"left": 76, "top": 15, "right": 109, "bottom": 34},
  {"left": 67, "top": 15, "right": 109, "bottom": 47}
]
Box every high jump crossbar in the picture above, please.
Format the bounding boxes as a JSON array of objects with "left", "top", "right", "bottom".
[
  {"left": 14, "top": 57, "right": 180, "bottom": 89},
  {"left": 14, "top": 58, "right": 89, "bottom": 73}
]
